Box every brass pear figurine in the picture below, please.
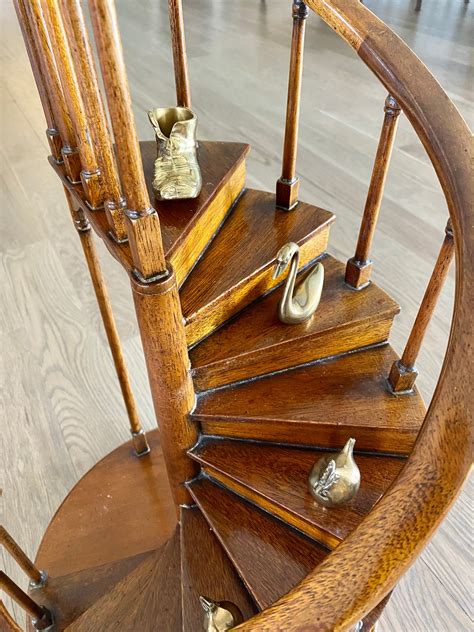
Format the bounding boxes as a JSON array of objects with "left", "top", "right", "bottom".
[
  {"left": 148, "top": 106, "right": 202, "bottom": 200},
  {"left": 308, "top": 438, "right": 360, "bottom": 507},
  {"left": 200, "top": 596, "right": 243, "bottom": 632},
  {"left": 273, "top": 242, "right": 324, "bottom": 324}
]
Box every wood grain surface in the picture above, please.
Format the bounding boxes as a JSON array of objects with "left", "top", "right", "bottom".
[
  {"left": 2, "top": 0, "right": 471, "bottom": 628},
  {"left": 180, "top": 506, "right": 257, "bottom": 632},
  {"left": 194, "top": 345, "right": 426, "bottom": 455},
  {"left": 190, "top": 254, "right": 399, "bottom": 390},
  {"left": 189, "top": 439, "right": 405, "bottom": 549}
]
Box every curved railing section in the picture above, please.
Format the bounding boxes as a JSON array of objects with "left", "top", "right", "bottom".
[{"left": 237, "top": 0, "right": 472, "bottom": 629}]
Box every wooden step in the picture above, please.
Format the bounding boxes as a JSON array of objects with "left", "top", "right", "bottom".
[
  {"left": 187, "top": 476, "right": 329, "bottom": 609},
  {"left": 180, "top": 190, "right": 335, "bottom": 346},
  {"left": 190, "top": 254, "right": 399, "bottom": 390},
  {"left": 51, "top": 141, "right": 249, "bottom": 285},
  {"left": 180, "top": 506, "right": 257, "bottom": 632},
  {"left": 65, "top": 531, "right": 182, "bottom": 631},
  {"left": 193, "top": 345, "right": 426, "bottom": 455},
  {"left": 188, "top": 439, "right": 405, "bottom": 549}
]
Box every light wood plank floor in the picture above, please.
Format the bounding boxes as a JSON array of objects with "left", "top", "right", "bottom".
[{"left": 1, "top": 0, "right": 472, "bottom": 629}]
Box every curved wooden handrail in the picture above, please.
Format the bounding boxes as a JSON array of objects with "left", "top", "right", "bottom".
[{"left": 236, "top": 1, "right": 473, "bottom": 630}]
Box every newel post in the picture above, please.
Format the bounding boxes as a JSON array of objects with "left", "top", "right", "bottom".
[
  {"left": 276, "top": 0, "right": 309, "bottom": 210},
  {"left": 131, "top": 269, "right": 199, "bottom": 511}
]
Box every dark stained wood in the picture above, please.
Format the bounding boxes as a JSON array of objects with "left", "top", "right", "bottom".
[
  {"left": 35, "top": 429, "right": 176, "bottom": 578},
  {"left": 345, "top": 95, "right": 401, "bottom": 289},
  {"left": 141, "top": 140, "right": 250, "bottom": 286},
  {"left": 49, "top": 141, "right": 248, "bottom": 284},
  {"left": 194, "top": 345, "right": 426, "bottom": 455},
  {"left": 168, "top": 0, "right": 191, "bottom": 108},
  {"left": 276, "top": 0, "right": 309, "bottom": 210},
  {"left": 180, "top": 506, "right": 257, "bottom": 632},
  {"left": 190, "top": 254, "right": 399, "bottom": 390},
  {"left": 66, "top": 530, "right": 181, "bottom": 631},
  {"left": 0, "top": 527, "right": 43, "bottom": 585},
  {"left": 26, "top": 550, "right": 152, "bottom": 631},
  {"left": 389, "top": 224, "right": 455, "bottom": 393},
  {"left": 131, "top": 271, "right": 198, "bottom": 508},
  {"left": 189, "top": 439, "right": 405, "bottom": 549},
  {"left": 88, "top": 0, "right": 166, "bottom": 279},
  {"left": 181, "top": 189, "right": 335, "bottom": 345},
  {"left": 188, "top": 476, "right": 329, "bottom": 610},
  {"left": 0, "top": 573, "right": 48, "bottom": 622},
  {"left": 0, "top": 601, "right": 22, "bottom": 632}
]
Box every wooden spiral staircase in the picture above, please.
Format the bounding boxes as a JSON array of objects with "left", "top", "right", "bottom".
[{"left": 2, "top": 0, "right": 472, "bottom": 630}]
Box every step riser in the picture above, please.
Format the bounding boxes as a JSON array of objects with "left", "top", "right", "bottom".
[
  {"left": 192, "top": 317, "right": 394, "bottom": 391},
  {"left": 198, "top": 465, "right": 341, "bottom": 549},
  {"left": 185, "top": 224, "right": 332, "bottom": 346},
  {"left": 197, "top": 422, "right": 417, "bottom": 455},
  {"left": 172, "top": 160, "right": 247, "bottom": 287}
]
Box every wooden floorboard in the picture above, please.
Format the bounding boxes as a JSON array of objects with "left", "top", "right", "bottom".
[{"left": 1, "top": 0, "right": 472, "bottom": 629}]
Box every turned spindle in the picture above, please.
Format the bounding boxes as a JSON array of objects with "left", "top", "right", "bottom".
[
  {"left": 276, "top": 0, "right": 309, "bottom": 210},
  {"left": 0, "top": 527, "right": 46, "bottom": 588},
  {"left": 346, "top": 95, "right": 401, "bottom": 289},
  {"left": 168, "top": 0, "right": 191, "bottom": 108},
  {"left": 0, "top": 572, "right": 53, "bottom": 630},
  {"left": 388, "top": 220, "right": 455, "bottom": 393}
]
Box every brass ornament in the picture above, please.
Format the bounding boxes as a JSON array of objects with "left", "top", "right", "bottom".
[
  {"left": 308, "top": 438, "right": 360, "bottom": 507},
  {"left": 148, "top": 107, "right": 202, "bottom": 200},
  {"left": 200, "top": 596, "right": 243, "bottom": 632},
  {"left": 273, "top": 242, "right": 324, "bottom": 324}
]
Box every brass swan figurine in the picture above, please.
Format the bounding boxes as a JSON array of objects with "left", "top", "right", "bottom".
[
  {"left": 273, "top": 242, "right": 324, "bottom": 324},
  {"left": 200, "top": 596, "right": 243, "bottom": 632},
  {"left": 308, "top": 438, "right": 361, "bottom": 507}
]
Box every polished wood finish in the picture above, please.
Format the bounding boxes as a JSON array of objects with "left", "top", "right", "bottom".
[
  {"left": 182, "top": 189, "right": 334, "bottom": 345},
  {"left": 0, "top": 528, "right": 43, "bottom": 586},
  {"left": 0, "top": 601, "right": 22, "bottom": 632},
  {"left": 64, "top": 188, "right": 148, "bottom": 454},
  {"left": 345, "top": 95, "right": 401, "bottom": 289},
  {"left": 88, "top": 0, "right": 166, "bottom": 279},
  {"left": 188, "top": 476, "right": 329, "bottom": 609},
  {"left": 276, "top": 0, "right": 309, "bottom": 210},
  {"left": 389, "top": 223, "right": 455, "bottom": 393},
  {"left": 194, "top": 345, "right": 426, "bottom": 455},
  {"left": 66, "top": 531, "right": 182, "bottom": 631},
  {"left": 35, "top": 430, "right": 175, "bottom": 578},
  {"left": 25, "top": 0, "right": 81, "bottom": 183},
  {"left": 0, "top": 573, "right": 48, "bottom": 623},
  {"left": 189, "top": 439, "right": 405, "bottom": 549},
  {"left": 131, "top": 272, "right": 198, "bottom": 508},
  {"left": 59, "top": 0, "right": 127, "bottom": 240},
  {"left": 180, "top": 506, "right": 257, "bottom": 632},
  {"left": 168, "top": 0, "right": 191, "bottom": 108},
  {"left": 190, "top": 254, "right": 399, "bottom": 390},
  {"left": 12, "top": 0, "right": 62, "bottom": 162}
]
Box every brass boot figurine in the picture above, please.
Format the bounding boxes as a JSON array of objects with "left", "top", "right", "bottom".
[
  {"left": 308, "top": 438, "right": 360, "bottom": 507},
  {"left": 273, "top": 242, "right": 324, "bottom": 324},
  {"left": 200, "top": 596, "right": 243, "bottom": 631},
  {"left": 148, "top": 107, "right": 202, "bottom": 200}
]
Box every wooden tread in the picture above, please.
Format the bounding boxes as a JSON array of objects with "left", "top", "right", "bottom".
[
  {"left": 187, "top": 476, "right": 329, "bottom": 609},
  {"left": 180, "top": 506, "right": 257, "bottom": 632},
  {"left": 65, "top": 531, "right": 182, "bottom": 631},
  {"left": 180, "top": 189, "right": 335, "bottom": 346},
  {"left": 51, "top": 141, "right": 249, "bottom": 285},
  {"left": 188, "top": 439, "right": 405, "bottom": 549},
  {"left": 190, "top": 254, "right": 399, "bottom": 390},
  {"left": 193, "top": 345, "right": 426, "bottom": 455}
]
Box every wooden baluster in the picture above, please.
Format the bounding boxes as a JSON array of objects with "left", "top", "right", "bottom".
[
  {"left": 276, "top": 0, "right": 309, "bottom": 211},
  {"left": 168, "top": 0, "right": 191, "bottom": 107},
  {"left": 64, "top": 188, "right": 150, "bottom": 456},
  {"left": 25, "top": 0, "right": 82, "bottom": 184},
  {"left": 345, "top": 95, "right": 401, "bottom": 289},
  {"left": 42, "top": 0, "right": 103, "bottom": 210},
  {"left": 13, "top": 0, "right": 62, "bottom": 163},
  {"left": 0, "top": 527, "right": 46, "bottom": 588},
  {"left": 88, "top": 0, "right": 167, "bottom": 280},
  {"left": 58, "top": 0, "right": 127, "bottom": 242},
  {"left": 388, "top": 220, "right": 455, "bottom": 393},
  {"left": 0, "top": 573, "right": 53, "bottom": 631}
]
